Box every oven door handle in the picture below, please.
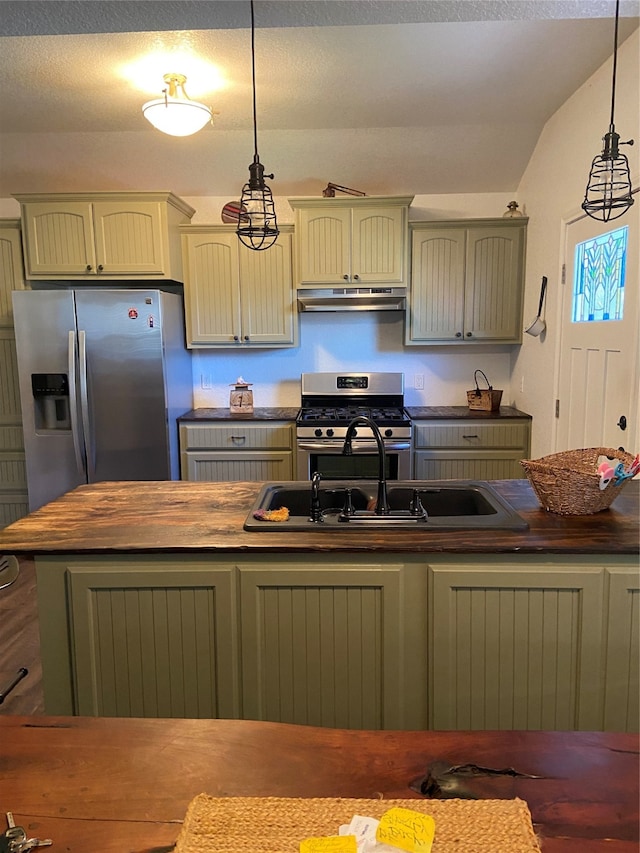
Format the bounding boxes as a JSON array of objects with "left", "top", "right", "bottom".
[{"left": 297, "top": 440, "right": 411, "bottom": 452}]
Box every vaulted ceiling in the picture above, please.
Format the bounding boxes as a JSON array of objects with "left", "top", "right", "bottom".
[{"left": 0, "top": 1, "right": 638, "bottom": 198}]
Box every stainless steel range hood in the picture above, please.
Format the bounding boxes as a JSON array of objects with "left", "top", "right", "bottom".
[{"left": 297, "top": 287, "right": 406, "bottom": 312}]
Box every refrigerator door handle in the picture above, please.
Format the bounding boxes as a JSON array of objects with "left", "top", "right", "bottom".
[
  {"left": 68, "top": 330, "right": 86, "bottom": 478},
  {"left": 78, "top": 330, "right": 95, "bottom": 480}
]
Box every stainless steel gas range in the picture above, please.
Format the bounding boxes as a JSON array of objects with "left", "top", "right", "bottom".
[{"left": 296, "top": 372, "right": 412, "bottom": 480}]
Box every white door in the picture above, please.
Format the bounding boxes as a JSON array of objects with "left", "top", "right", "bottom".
[{"left": 556, "top": 200, "right": 638, "bottom": 452}]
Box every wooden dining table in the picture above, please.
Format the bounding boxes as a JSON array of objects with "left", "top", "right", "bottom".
[{"left": 0, "top": 715, "right": 637, "bottom": 853}]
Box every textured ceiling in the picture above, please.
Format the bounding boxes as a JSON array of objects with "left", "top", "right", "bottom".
[{"left": 0, "top": 1, "right": 638, "bottom": 199}]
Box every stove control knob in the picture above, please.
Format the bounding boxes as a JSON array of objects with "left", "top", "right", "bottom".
[
  {"left": 327, "top": 428, "right": 334, "bottom": 437},
  {"left": 385, "top": 428, "right": 393, "bottom": 438},
  {"left": 315, "top": 428, "right": 323, "bottom": 438}
]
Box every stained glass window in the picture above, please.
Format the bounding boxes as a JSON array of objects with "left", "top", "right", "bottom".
[{"left": 573, "top": 226, "right": 627, "bottom": 322}]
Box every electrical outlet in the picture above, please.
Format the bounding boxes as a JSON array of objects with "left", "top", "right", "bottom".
[
  {"left": 520, "top": 375, "right": 525, "bottom": 393},
  {"left": 414, "top": 374, "right": 424, "bottom": 390},
  {"left": 201, "top": 373, "right": 212, "bottom": 390}
]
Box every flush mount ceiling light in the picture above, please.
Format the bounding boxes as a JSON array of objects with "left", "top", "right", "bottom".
[
  {"left": 236, "top": 0, "right": 279, "bottom": 251},
  {"left": 582, "top": 0, "right": 634, "bottom": 222},
  {"left": 142, "top": 73, "right": 213, "bottom": 137}
]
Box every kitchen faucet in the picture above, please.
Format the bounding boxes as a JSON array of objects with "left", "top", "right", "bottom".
[
  {"left": 343, "top": 416, "right": 390, "bottom": 515},
  {"left": 310, "top": 471, "right": 323, "bottom": 522}
]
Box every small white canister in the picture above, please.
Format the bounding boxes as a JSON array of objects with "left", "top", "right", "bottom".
[{"left": 229, "top": 377, "right": 254, "bottom": 414}]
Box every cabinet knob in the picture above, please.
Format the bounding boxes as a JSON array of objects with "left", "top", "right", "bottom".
[
  {"left": 466, "top": 332, "right": 473, "bottom": 338},
  {"left": 353, "top": 274, "right": 360, "bottom": 281},
  {"left": 86, "top": 265, "right": 92, "bottom": 271},
  {"left": 455, "top": 332, "right": 462, "bottom": 338},
  {"left": 97, "top": 264, "right": 104, "bottom": 271},
  {"left": 343, "top": 274, "right": 349, "bottom": 281},
  {"left": 233, "top": 335, "right": 239, "bottom": 341},
  {"left": 243, "top": 335, "right": 250, "bottom": 341}
]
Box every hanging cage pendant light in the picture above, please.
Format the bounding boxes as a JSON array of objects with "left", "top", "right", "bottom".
[
  {"left": 236, "top": 0, "right": 279, "bottom": 251},
  {"left": 582, "top": 0, "right": 634, "bottom": 222},
  {"left": 142, "top": 73, "right": 212, "bottom": 137}
]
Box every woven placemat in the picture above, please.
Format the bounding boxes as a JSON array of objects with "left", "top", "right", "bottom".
[{"left": 172, "top": 794, "right": 542, "bottom": 853}]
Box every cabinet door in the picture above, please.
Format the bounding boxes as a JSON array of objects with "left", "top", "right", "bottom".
[
  {"left": 413, "top": 450, "right": 525, "bottom": 480},
  {"left": 430, "top": 564, "right": 605, "bottom": 730},
  {"left": 239, "top": 232, "right": 296, "bottom": 344},
  {"left": 183, "top": 450, "right": 293, "bottom": 482},
  {"left": 351, "top": 206, "right": 406, "bottom": 284},
  {"left": 66, "top": 561, "right": 239, "bottom": 718},
  {"left": 93, "top": 201, "right": 166, "bottom": 275},
  {"left": 296, "top": 208, "right": 351, "bottom": 285},
  {"left": 183, "top": 232, "right": 241, "bottom": 345},
  {"left": 239, "top": 563, "right": 405, "bottom": 729},
  {"left": 464, "top": 225, "right": 525, "bottom": 342},
  {"left": 407, "top": 228, "right": 465, "bottom": 342},
  {"left": 22, "top": 202, "right": 96, "bottom": 275},
  {"left": 0, "top": 222, "right": 25, "bottom": 326},
  {"left": 603, "top": 569, "right": 639, "bottom": 732}
]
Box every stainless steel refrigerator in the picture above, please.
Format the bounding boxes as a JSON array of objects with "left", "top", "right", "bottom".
[{"left": 12, "top": 289, "right": 192, "bottom": 511}]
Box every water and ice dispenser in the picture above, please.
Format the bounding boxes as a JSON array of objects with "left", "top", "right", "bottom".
[{"left": 31, "top": 373, "right": 71, "bottom": 430}]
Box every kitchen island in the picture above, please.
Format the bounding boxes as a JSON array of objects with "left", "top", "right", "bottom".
[{"left": 0, "top": 480, "right": 637, "bottom": 731}]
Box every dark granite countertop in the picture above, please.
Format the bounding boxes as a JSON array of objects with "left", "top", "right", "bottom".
[
  {"left": 179, "top": 407, "right": 300, "bottom": 422},
  {"left": 406, "top": 406, "right": 531, "bottom": 419}
]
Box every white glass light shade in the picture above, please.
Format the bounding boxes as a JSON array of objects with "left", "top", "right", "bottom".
[{"left": 142, "top": 73, "right": 212, "bottom": 137}]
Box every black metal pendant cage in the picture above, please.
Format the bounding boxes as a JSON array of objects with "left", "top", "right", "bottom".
[
  {"left": 237, "top": 157, "right": 279, "bottom": 250},
  {"left": 582, "top": 146, "right": 635, "bottom": 222}
]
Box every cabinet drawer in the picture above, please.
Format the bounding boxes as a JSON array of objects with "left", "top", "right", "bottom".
[
  {"left": 413, "top": 420, "right": 530, "bottom": 450},
  {"left": 183, "top": 451, "right": 293, "bottom": 482},
  {"left": 180, "top": 422, "right": 293, "bottom": 451}
]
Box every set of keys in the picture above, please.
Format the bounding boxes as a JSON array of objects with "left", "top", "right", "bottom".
[{"left": 0, "top": 814, "right": 52, "bottom": 852}]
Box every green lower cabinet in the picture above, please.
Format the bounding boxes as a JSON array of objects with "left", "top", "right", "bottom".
[
  {"left": 428, "top": 560, "right": 607, "bottom": 731},
  {"left": 35, "top": 553, "right": 637, "bottom": 731},
  {"left": 238, "top": 563, "right": 407, "bottom": 730},
  {"left": 603, "top": 569, "right": 639, "bottom": 733},
  {"left": 38, "top": 557, "right": 240, "bottom": 718}
]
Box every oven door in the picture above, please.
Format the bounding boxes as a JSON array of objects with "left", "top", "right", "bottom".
[{"left": 296, "top": 439, "right": 411, "bottom": 480}]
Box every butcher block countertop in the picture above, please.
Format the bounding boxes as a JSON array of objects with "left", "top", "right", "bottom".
[{"left": 0, "top": 479, "right": 637, "bottom": 555}]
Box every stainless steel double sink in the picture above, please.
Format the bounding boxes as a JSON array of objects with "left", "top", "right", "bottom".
[{"left": 244, "top": 480, "right": 528, "bottom": 532}]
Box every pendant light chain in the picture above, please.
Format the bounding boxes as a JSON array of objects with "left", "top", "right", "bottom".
[
  {"left": 581, "top": 0, "right": 635, "bottom": 222},
  {"left": 250, "top": 0, "right": 259, "bottom": 159},
  {"left": 236, "top": 0, "right": 279, "bottom": 251}
]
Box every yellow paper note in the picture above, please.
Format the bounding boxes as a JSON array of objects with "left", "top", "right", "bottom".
[
  {"left": 376, "top": 807, "right": 435, "bottom": 853},
  {"left": 300, "top": 835, "right": 357, "bottom": 853}
]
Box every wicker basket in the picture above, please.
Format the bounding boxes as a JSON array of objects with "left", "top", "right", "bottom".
[
  {"left": 466, "top": 369, "right": 503, "bottom": 411},
  {"left": 521, "top": 446, "right": 636, "bottom": 515}
]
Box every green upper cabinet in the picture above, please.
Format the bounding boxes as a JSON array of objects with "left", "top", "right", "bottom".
[
  {"left": 289, "top": 196, "right": 413, "bottom": 287},
  {"left": 181, "top": 225, "right": 296, "bottom": 348},
  {"left": 16, "top": 192, "right": 195, "bottom": 281},
  {"left": 407, "top": 218, "right": 527, "bottom": 345}
]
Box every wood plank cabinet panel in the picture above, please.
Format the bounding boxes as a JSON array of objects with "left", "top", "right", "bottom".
[
  {"left": 412, "top": 417, "right": 531, "bottom": 481},
  {"left": 17, "top": 193, "right": 194, "bottom": 280},
  {"left": 183, "top": 451, "right": 293, "bottom": 482},
  {"left": 0, "top": 226, "right": 28, "bottom": 524},
  {"left": 603, "top": 568, "right": 640, "bottom": 732},
  {"left": 414, "top": 450, "right": 525, "bottom": 481},
  {"left": 180, "top": 422, "right": 295, "bottom": 482},
  {"left": 66, "top": 560, "right": 239, "bottom": 718},
  {"left": 182, "top": 226, "right": 296, "bottom": 347},
  {"left": 290, "top": 196, "right": 412, "bottom": 288},
  {"left": 407, "top": 218, "right": 527, "bottom": 345},
  {"left": 429, "top": 563, "right": 605, "bottom": 731},
  {"left": 239, "top": 563, "right": 405, "bottom": 729}
]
